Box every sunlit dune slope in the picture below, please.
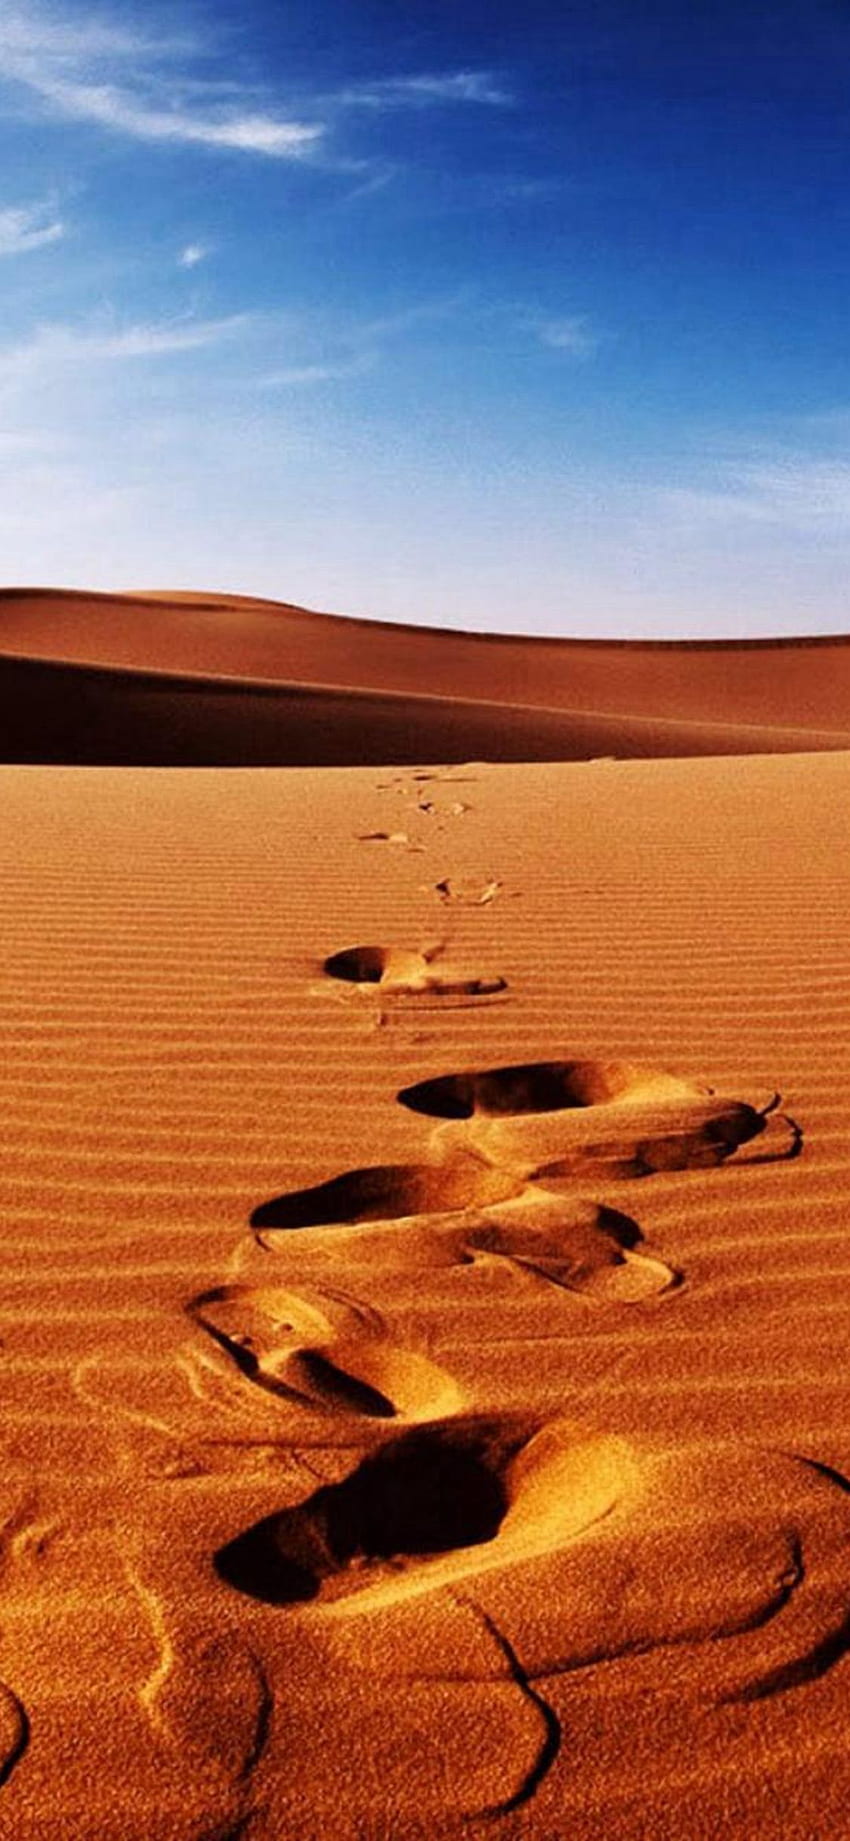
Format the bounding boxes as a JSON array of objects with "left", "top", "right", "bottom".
[{"left": 2, "top": 587, "right": 850, "bottom": 762}]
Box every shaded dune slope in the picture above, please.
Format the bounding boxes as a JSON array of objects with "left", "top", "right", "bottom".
[{"left": 3, "top": 587, "right": 850, "bottom": 763}]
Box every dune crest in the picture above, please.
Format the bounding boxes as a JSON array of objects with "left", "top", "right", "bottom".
[{"left": 4, "top": 587, "right": 850, "bottom": 761}]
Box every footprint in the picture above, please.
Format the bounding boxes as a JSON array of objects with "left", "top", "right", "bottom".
[
  {"left": 132, "top": 1439, "right": 558, "bottom": 1834},
  {"left": 415, "top": 797, "right": 471, "bottom": 818},
  {"left": 213, "top": 1413, "right": 607, "bottom": 1610},
  {"left": 250, "top": 1163, "right": 677, "bottom": 1303},
  {"left": 214, "top": 1420, "right": 850, "bottom": 1712},
  {"left": 188, "top": 1282, "right": 463, "bottom": 1422},
  {"left": 433, "top": 876, "right": 502, "bottom": 905},
  {"left": 376, "top": 770, "right": 478, "bottom": 790},
  {"left": 397, "top": 1058, "right": 802, "bottom": 1182},
  {"left": 409, "top": 770, "right": 478, "bottom": 784},
  {"left": 355, "top": 830, "right": 425, "bottom": 852},
  {"left": 323, "top": 943, "right": 506, "bottom": 999}
]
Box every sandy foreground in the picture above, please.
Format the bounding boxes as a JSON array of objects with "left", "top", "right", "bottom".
[{"left": 0, "top": 739, "right": 849, "bottom": 1838}]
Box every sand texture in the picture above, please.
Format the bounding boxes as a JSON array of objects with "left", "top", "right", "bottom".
[
  {"left": 4, "top": 588, "right": 850, "bottom": 761},
  {"left": 1, "top": 743, "right": 850, "bottom": 1838}
]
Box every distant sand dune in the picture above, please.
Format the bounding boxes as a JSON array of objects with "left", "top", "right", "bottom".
[{"left": 3, "top": 587, "right": 850, "bottom": 761}]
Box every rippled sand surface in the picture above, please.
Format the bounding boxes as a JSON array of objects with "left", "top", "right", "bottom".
[{"left": 0, "top": 742, "right": 848, "bottom": 1837}]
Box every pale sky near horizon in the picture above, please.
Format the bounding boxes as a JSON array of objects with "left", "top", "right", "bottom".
[{"left": 1, "top": 0, "right": 849, "bottom": 637}]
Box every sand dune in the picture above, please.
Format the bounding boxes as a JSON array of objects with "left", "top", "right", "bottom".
[
  {"left": 4, "top": 587, "right": 850, "bottom": 761},
  {"left": 2, "top": 740, "right": 850, "bottom": 1837}
]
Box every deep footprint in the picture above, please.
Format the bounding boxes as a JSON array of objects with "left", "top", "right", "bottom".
[
  {"left": 214, "top": 1418, "right": 533, "bottom": 1607},
  {"left": 397, "top": 1059, "right": 802, "bottom": 1180},
  {"left": 251, "top": 1179, "right": 677, "bottom": 1303},
  {"left": 316, "top": 1440, "right": 850, "bottom": 1714},
  {"left": 215, "top": 1420, "right": 850, "bottom": 1717}
]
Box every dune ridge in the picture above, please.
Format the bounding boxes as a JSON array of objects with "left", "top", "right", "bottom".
[{"left": 4, "top": 587, "right": 850, "bottom": 761}]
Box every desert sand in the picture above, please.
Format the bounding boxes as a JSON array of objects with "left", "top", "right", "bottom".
[{"left": 0, "top": 591, "right": 850, "bottom": 1838}]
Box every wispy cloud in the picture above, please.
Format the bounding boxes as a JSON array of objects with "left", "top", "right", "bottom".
[
  {"left": 0, "top": 198, "right": 64, "bottom": 256},
  {"left": 259, "top": 354, "right": 375, "bottom": 389},
  {"left": 255, "top": 298, "right": 462, "bottom": 389},
  {"left": 660, "top": 455, "right": 850, "bottom": 533},
  {"left": 29, "top": 84, "right": 321, "bottom": 154},
  {"left": 338, "top": 165, "right": 399, "bottom": 206},
  {"left": 0, "top": 11, "right": 152, "bottom": 62},
  {"left": 0, "top": 8, "right": 513, "bottom": 186},
  {"left": 0, "top": 5, "right": 322, "bottom": 157},
  {"left": 0, "top": 313, "right": 249, "bottom": 385},
  {"left": 0, "top": 293, "right": 465, "bottom": 401},
  {"left": 332, "top": 70, "right": 512, "bottom": 110},
  {"left": 534, "top": 315, "right": 600, "bottom": 357},
  {"left": 178, "top": 242, "right": 210, "bottom": 269}
]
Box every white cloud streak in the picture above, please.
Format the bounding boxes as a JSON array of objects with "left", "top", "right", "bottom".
[
  {"left": 0, "top": 6, "right": 322, "bottom": 157},
  {"left": 0, "top": 199, "right": 64, "bottom": 255},
  {"left": 332, "top": 70, "right": 512, "bottom": 109},
  {"left": 26, "top": 80, "right": 321, "bottom": 153},
  {"left": 0, "top": 313, "right": 250, "bottom": 384},
  {"left": 0, "top": 7, "right": 512, "bottom": 183},
  {"left": 259, "top": 354, "right": 375, "bottom": 388}
]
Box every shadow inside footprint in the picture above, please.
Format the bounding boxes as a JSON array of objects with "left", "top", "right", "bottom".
[
  {"left": 398, "top": 1059, "right": 705, "bottom": 1120},
  {"left": 250, "top": 1157, "right": 524, "bottom": 1231},
  {"left": 325, "top": 945, "right": 387, "bottom": 984},
  {"left": 215, "top": 1421, "right": 516, "bottom": 1607},
  {"left": 287, "top": 1351, "right": 397, "bottom": 1417}
]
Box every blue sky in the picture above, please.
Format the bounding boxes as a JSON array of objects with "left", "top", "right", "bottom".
[{"left": 1, "top": 0, "right": 849, "bottom": 635}]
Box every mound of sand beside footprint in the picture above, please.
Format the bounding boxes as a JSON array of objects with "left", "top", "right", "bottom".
[{"left": 1, "top": 666, "right": 850, "bottom": 1836}]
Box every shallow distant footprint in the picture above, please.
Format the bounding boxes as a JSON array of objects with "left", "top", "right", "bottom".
[
  {"left": 355, "top": 830, "right": 425, "bottom": 852},
  {"left": 187, "top": 1281, "right": 462, "bottom": 1423},
  {"left": 323, "top": 942, "right": 507, "bottom": 1000}
]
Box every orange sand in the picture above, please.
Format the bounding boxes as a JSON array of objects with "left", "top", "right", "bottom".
[{"left": 1, "top": 596, "right": 850, "bottom": 1837}]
